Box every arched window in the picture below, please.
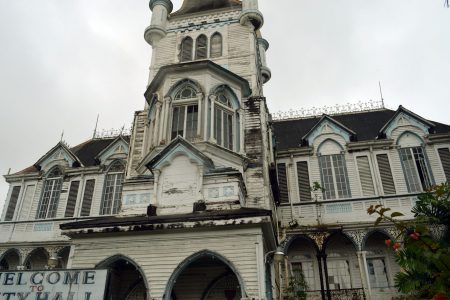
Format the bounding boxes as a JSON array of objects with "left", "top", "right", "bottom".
[
  {"left": 210, "top": 33, "right": 222, "bottom": 58},
  {"left": 36, "top": 167, "right": 63, "bottom": 219},
  {"left": 100, "top": 161, "right": 125, "bottom": 215},
  {"left": 180, "top": 37, "right": 193, "bottom": 62},
  {"left": 195, "top": 35, "right": 208, "bottom": 60},
  {"left": 171, "top": 84, "right": 199, "bottom": 141},
  {"left": 317, "top": 140, "right": 351, "bottom": 200},
  {"left": 212, "top": 86, "right": 240, "bottom": 151}
]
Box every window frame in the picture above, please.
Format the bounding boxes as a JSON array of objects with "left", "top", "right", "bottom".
[
  {"left": 210, "top": 32, "right": 223, "bottom": 58},
  {"left": 170, "top": 85, "right": 200, "bottom": 142},
  {"left": 36, "top": 167, "right": 63, "bottom": 219},
  {"left": 100, "top": 161, "right": 125, "bottom": 216},
  {"left": 212, "top": 87, "right": 240, "bottom": 152},
  {"left": 180, "top": 36, "right": 194, "bottom": 62},
  {"left": 399, "top": 146, "right": 434, "bottom": 192},
  {"left": 318, "top": 153, "right": 351, "bottom": 200},
  {"left": 195, "top": 34, "right": 208, "bottom": 60}
]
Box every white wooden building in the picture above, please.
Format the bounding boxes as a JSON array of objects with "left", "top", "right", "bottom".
[{"left": 1, "top": 1, "right": 450, "bottom": 299}]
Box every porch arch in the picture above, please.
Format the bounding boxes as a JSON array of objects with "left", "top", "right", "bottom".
[{"left": 163, "top": 249, "right": 247, "bottom": 300}]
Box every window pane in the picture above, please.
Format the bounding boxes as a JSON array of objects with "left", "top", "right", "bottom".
[
  {"left": 37, "top": 177, "right": 62, "bottom": 219},
  {"left": 412, "top": 147, "right": 433, "bottom": 190},
  {"left": 215, "top": 107, "right": 222, "bottom": 145},
  {"left": 5, "top": 186, "right": 21, "bottom": 221},
  {"left": 195, "top": 35, "right": 207, "bottom": 59},
  {"left": 174, "top": 86, "right": 196, "bottom": 100},
  {"left": 210, "top": 33, "right": 222, "bottom": 58},
  {"left": 399, "top": 148, "right": 422, "bottom": 192},
  {"left": 328, "top": 260, "right": 352, "bottom": 290},
  {"left": 367, "top": 258, "right": 389, "bottom": 288},
  {"left": 101, "top": 172, "right": 124, "bottom": 215},
  {"left": 171, "top": 106, "right": 185, "bottom": 139},
  {"left": 180, "top": 37, "right": 193, "bottom": 62},
  {"left": 332, "top": 154, "right": 351, "bottom": 198},
  {"left": 319, "top": 156, "right": 336, "bottom": 200},
  {"left": 185, "top": 105, "right": 198, "bottom": 141}
]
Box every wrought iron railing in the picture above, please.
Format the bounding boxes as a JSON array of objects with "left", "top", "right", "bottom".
[{"left": 305, "top": 288, "right": 366, "bottom": 300}]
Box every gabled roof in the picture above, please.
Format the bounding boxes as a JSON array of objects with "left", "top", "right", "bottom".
[
  {"left": 94, "top": 135, "right": 129, "bottom": 162},
  {"left": 378, "top": 105, "right": 435, "bottom": 135},
  {"left": 171, "top": 0, "right": 242, "bottom": 17},
  {"left": 10, "top": 136, "right": 131, "bottom": 176},
  {"left": 146, "top": 136, "right": 214, "bottom": 171},
  {"left": 34, "top": 142, "right": 82, "bottom": 169},
  {"left": 302, "top": 114, "right": 356, "bottom": 141},
  {"left": 144, "top": 60, "right": 252, "bottom": 103},
  {"left": 273, "top": 108, "right": 450, "bottom": 151}
]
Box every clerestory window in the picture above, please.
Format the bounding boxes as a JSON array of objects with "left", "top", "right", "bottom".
[
  {"left": 36, "top": 167, "right": 63, "bottom": 219},
  {"left": 100, "top": 161, "right": 125, "bottom": 215},
  {"left": 171, "top": 85, "right": 199, "bottom": 141}
]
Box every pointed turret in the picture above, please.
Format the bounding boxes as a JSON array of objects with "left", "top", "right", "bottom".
[{"left": 144, "top": 0, "right": 173, "bottom": 46}]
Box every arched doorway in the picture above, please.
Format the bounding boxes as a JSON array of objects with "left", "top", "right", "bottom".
[
  {"left": 97, "top": 255, "right": 148, "bottom": 300},
  {"left": 165, "top": 250, "right": 245, "bottom": 300},
  {"left": 57, "top": 246, "right": 70, "bottom": 269},
  {"left": 24, "top": 248, "right": 49, "bottom": 270},
  {"left": 0, "top": 249, "right": 20, "bottom": 270}
]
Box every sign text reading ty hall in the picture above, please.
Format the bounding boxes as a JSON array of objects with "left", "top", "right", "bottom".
[{"left": 0, "top": 269, "right": 108, "bottom": 300}]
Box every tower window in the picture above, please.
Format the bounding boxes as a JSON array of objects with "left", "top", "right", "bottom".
[
  {"left": 100, "top": 161, "right": 125, "bottom": 215},
  {"left": 36, "top": 167, "right": 63, "bottom": 219},
  {"left": 195, "top": 34, "right": 208, "bottom": 60},
  {"left": 180, "top": 37, "right": 193, "bottom": 62},
  {"left": 210, "top": 33, "right": 223, "bottom": 58},
  {"left": 171, "top": 85, "right": 199, "bottom": 141},
  {"left": 214, "top": 90, "right": 234, "bottom": 150}
]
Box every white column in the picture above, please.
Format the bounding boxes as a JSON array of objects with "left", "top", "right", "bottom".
[
  {"left": 209, "top": 95, "right": 216, "bottom": 143},
  {"left": 197, "top": 93, "right": 203, "bottom": 138},
  {"left": 153, "top": 170, "right": 160, "bottom": 207},
  {"left": 357, "top": 251, "right": 372, "bottom": 300}
]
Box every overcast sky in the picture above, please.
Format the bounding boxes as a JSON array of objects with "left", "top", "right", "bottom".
[{"left": 0, "top": 0, "right": 449, "bottom": 211}]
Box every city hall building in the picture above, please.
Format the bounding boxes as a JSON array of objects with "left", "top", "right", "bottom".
[{"left": 1, "top": 0, "right": 450, "bottom": 299}]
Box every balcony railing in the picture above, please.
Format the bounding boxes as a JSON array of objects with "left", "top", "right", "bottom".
[
  {"left": 305, "top": 288, "right": 366, "bottom": 300},
  {"left": 278, "top": 194, "right": 419, "bottom": 227}
]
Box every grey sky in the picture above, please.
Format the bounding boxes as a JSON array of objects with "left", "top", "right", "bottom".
[{"left": 0, "top": 0, "right": 449, "bottom": 211}]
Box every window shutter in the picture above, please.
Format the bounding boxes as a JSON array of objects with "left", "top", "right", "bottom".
[
  {"left": 438, "top": 148, "right": 450, "bottom": 181},
  {"left": 210, "top": 33, "right": 223, "bottom": 58},
  {"left": 80, "top": 179, "right": 95, "bottom": 217},
  {"left": 376, "top": 154, "right": 396, "bottom": 195},
  {"left": 277, "top": 163, "right": 289, "bottom": 204},
  {"left": 64, "top": 181, "right": 80, "bottom": 217},
  {"left": 5, "top": 186, "right": 21, "bottom": 221},
  {"left": 356, "top": 156, "right": 375, "bottom": 196},
  {"left": 180, "top": 37, "right": 193, "bottom": 62},
  {"left": 296, "top": 161, "right": 311, "bottom": 201},
  {"left": 196, "top": 35, "right": 208, "bottom": 60}
]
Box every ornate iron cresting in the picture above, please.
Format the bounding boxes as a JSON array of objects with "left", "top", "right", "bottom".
[
  {"left": 93, "top": 126, "right": 132, "bottom": 139},
  {"left": 272, "top": 100, "right": 385, "bottom": 121}
]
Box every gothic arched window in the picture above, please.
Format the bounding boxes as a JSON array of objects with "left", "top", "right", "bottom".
[
  {"left": 171, "top": 83, "right": 199, "bottom": 141},
  {"left": 36, "top": 167, "right": 63, "bottom": 219},
  {"left": 212, "top": 86, "right": 240, "bottom": 151},
  {"left": 100, "top": 161, "right": 125, "bottom": 215},
  {"left": 210, "top": 33, "right": 223, "bottom": 58},
  {"left": 195, "top": 35, "right": 208, "bottom": 60},
  {"left": 180, "top": 37, "right": 193, "bottom": 62}
]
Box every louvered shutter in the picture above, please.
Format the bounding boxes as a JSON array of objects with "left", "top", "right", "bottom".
[
  {"left": 196, "top": 35, "right": 208, "bottom": 60},
  {"left": 180, "top": 37, "right": 193, "bottom": 62},
  {"left": 296, "top": 161, "right": 311, "bottom": 201},
  {"left": 64, "top": 181, "right": 80, "bottom": 217},
  {"left": 438, "top": 148, "right": 450, "bottom": 181},
  {"left": 80, "top": 179, "right": 95, "bottom": 217},
  {"left": 210, "top": 33, "right": 223, "bottom": 58},
  {"left": 5, "top": 186, "right": 21, "bottom": 221},
  {"left": 376, "top": 154, "right": 396, "bottom": 195},
  {"left": 357, "top": 156, "right": 375, "bottom": 196},
  {"left": 277, "top": 163, "right": 289, "bottom": 204}
]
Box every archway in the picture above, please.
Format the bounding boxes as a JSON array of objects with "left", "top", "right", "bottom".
[
  {"left": 97, "top": 255, "right": 148, "bottom": 300},
  {"left": 0, "top": 249, "right": 20, "bottom": 270},
  {"left": 24, "top": 248, "right": 49, "bottom": 270},
  {"left": 164, "top": 250, "right": 245, "bottom": 300},
  {"left": 57, "top": 246, "right": 70, "bottom": 269}
]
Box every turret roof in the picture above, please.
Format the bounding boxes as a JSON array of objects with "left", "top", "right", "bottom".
[{"left": 171, "top": 0, "right": 241, "bottom": 17}]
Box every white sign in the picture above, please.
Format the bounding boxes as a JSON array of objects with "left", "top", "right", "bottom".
[{"left": 0, "top": 269, "right": 108, "bottom": 300}]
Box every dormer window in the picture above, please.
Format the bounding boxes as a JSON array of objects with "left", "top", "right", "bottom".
[
  {"left": 171, "top": 84, "right": 199, "bottom": 141},
  {"left": 100, "top": 161, "right": 125, "bottom": 215},
  {"left": 36, "top": 167, "right": 63, "bottom": 219}
]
